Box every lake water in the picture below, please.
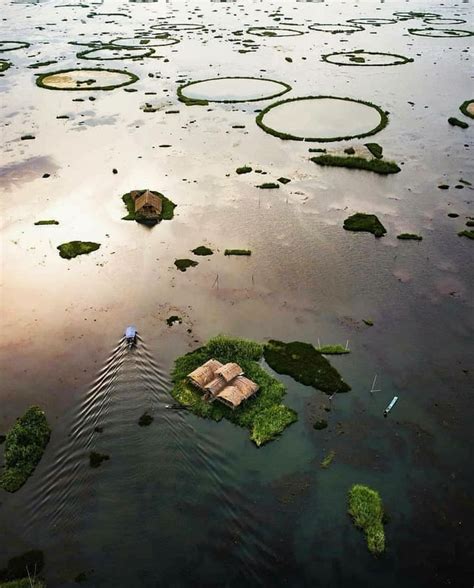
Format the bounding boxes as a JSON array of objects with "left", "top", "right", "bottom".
[{"left": 0, "top": 1, "right": 473, "bottom": 586}]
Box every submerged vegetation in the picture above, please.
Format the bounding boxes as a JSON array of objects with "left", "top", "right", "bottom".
[
  {"left": 264, "top": 340, "right": 350, "bottom": 394},
  {"left": 348, "top": 484, "right": 386, "bottom": 555},
  {"left": 0, "top": 550, "right": 44, "bottom": 586},
  {"left": 170, "top": 336, "right": 297, "bottom": 446},
  {"left": 0, "top": 407, "right": 51, "bottom": 493},
  {"left": 321, "top": 450, "right": 335, "bottom": 469},
  {"left": 343, "top": 213, "right": 387, "bottom": 238},
  {"left": 311, "top": 154, "right": 400, "bottom": 175},
  {"left": 57, "top": 241, "right": 100, "bottom": 259}
]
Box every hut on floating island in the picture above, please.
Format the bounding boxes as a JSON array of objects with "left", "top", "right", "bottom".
[
  {"left": 188, "top": 359, "right": 259, "bottom": 410},
  {"left": 131, "top": 189, "right": 163, "bottom": 221}
]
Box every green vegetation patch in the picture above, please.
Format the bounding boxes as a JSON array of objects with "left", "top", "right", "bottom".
[
  {"left": 264, "top": 340, "right": 350, "bottom": 394},
  {"left": 247, "top": 26, "right": 304, "bottom": 37},
  {"left": 0, "top": 60, "right": 11, "bottom": 72},
  {"left": 0, "top": 550, "right": 44, "bottom": 585},
  {"left": 0, "top": 407, "right": 51, "bottom": 493},
  {"left": 0, "top": 41, "right": 30, "bottom": 53},
  {"left": 174, "top": 259, "right": 198, "bottom": 271},
  {"left": 448, "top": 116, "right": 469, "bottom": 129},
  {"left": 257, "top": 95, "right": 388, "bottom": 142},
  {"left": 236, "top": 166, "right": 252, "bottom": 174},
  {"left": 311, "top": 155, "right": 400, "bottom": 174},
  {"left": 257, "top": 182, "right": 279, "bottom": 189},
  {"left": 34, "top": 220, "right": 59, "bottom": 225},
  {"left": 322, "top": 50, "right": 413, "bottom": 67},
  {"left": 121, "top": 190, "right": 176, "bottom": 224},
  {"left": 348, "top": 484, "right": 386, "bottom": 555},
  {"left": 36, "top": 67, "right": 138, "bottom": 91},
  {"left": 170, "top": 335, "right": 297, "bottom": 446},
  {"left": 318, "top": 344, "right": 350, "bottom": 355},
  {"left": 321, "top": 450, "right": 335, "bottom": 468},
  {"left": 28, "top": 60, "right": 58, "bottom": 69},
  {"left": 308, "top": 23, "right": 364, "bottom": 34},
  {"left": 77, "top": 45, "right": 155, "bottom": 60},
  {"left": 224, "top": 249, "right": 251, "bottom": 256},
  {"left": 343, "top": 213, "right": 387, "bottom": 238},
  {"left": 57, "top": 241, "right": 100, "bottom": 259},
  {"left": 365, "top": 143, "right": 383, "bottom": 158},
  {"left": 460, "top": 99, "right": 474, "bottom": 119},
  {"left": 0, "top": 579, "right": 45, "bottom": 588},
  {"left": 397, "top": 233, "right": 422, "bottom": 241},
  {"left": 408, "top": 27, "right": 473, "bottom": 38},
  {"left": 458, "top": 230, "right": 474, "bottom": 240},
  {"left": 191, "top": 245, "right": 213, "bottom": 256}
]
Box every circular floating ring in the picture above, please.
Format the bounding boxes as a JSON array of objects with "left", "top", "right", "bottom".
[
  {"left": 308, "top": 23, "right": 364, "bottom": 34},
  {"left": 36, "top": 67, "right": 138, "bottom": 91},
  {"left": 322, "top": 50, "right": 413, "bottom": 67},
  {"left": 77, "top": 46, "right": 155, "bottom": 60},
  {"left": 256, "top": 95, "right": 388, "bottom": 142},
  {"left": 150, "top": 23, "right": 204, "bottom": 31},
  {"left": 408, "top": 27, "right": 473, "bottom": 37},
  {"left": 423, "top": 17, "right": 467, "bottom": 25},
  {"left": 177, "top": 76, "right": 291, "bottom": 103},
  {"left": 0, "top": 59, "right": 11, "bottom": 72},
  {"left": 393, "top": 11, "right": 440, "bottom": 19},
  {"left": 0, "top": 41, "right": 30, "bottom": 53},
  {"left": 347, "top": 18, "right": 397, "bottom": 26},
  {"left": 247, "top": 26, "right": 305, "bottom": 37},
  {"left": 110, "top": 36, "right": 180, "bottom": 48},
  {"left": 460, "top": 99, "right": 474, "bottom": 119}
]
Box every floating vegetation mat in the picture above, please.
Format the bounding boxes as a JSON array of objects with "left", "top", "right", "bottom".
[
  {"left": 36, "top": 67, "right": 138, "bottom": 90},
  {"left": 247, "top": 26, "right": 305, "bottom": 37},
  {"left": 308, "top": 23, "right": 363, "bottom": 34},
  {"left": 347, "top": 18, "right": 397, "bottom": 26},
  {"left": 178, "top": 76, "right": 291, "bottom": 104},
  {"left": 0, "top": 40, "right": 30, "bottom": 53},
  {"left": 257, "top": 96, "right": 387, "bottom": 142},
  {"left": 322, "top": 50, "right": 413, "bottom": 67},
  {"left": 77, "top": 46, "right": 155, "bottom": 60},
  {"left": 460, "top": 99, "right": 474, "bottom": 118},
  {"left": 0, "top": 59, "right": 11, "bottom": 72},
  {"left": 408, "top": 28, "right": 473, "bottom": 38},
  {"left": 110, "top": 36, "right": 180, "bottom": 48},
  {"left": 423, "top": 17, "right": 467, "bottom": 25},
  {"left": 150, "top": 22, "right": 204, "bottom": 31}
]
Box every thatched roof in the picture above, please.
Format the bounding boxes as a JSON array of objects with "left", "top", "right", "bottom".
[
  {"left": 205, "top": 375, "right": 227, "bottom": 396},
  {"left": 215, "top": 362, "right": 243, "bottom": 383},
  {"left": 216, "top": 377, "right": 259, "bottom": 408},
  {"left": 134, "top": 190, "right": 163, "bottom": 213},
  {"left": 188, "top": 359, "right": 223, "bottom": 389}
]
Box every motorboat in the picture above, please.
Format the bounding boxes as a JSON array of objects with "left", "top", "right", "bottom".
[{"left": 125, "top": 326, "right": 137, "bottom": 349}]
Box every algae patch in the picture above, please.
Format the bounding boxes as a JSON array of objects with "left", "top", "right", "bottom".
[
  {"left": 343, "top": 213, "right": 387, "bottom": 238},
  {"left": 348, "top": 484, "right": 386, "bottom": 555},
  {"left": 57, "top": 241, "right": 100, "bottom": 259},
  {"left": 175, "top": 259, "right": 198, "bottom": 271},
  {"left": 311, "top": 155, "right": 400, "bottom": 175}
]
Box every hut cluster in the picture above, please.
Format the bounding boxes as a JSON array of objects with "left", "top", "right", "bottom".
[{"left": 187, "top": 359, "right": 259, "bottom": 409}]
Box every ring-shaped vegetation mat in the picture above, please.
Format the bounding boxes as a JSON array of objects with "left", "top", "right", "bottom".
[
  {"left": 0, "top": 59, "right": 11, "bottom": 72},
  {"left": 408, "top": 28, "right": 473, "bottom": 38},
  {"left": 347, "top": 18, "right": 397, "bottom": 26},
  {"left": 110, "top": 36, "right": 180, "bottom": 48},
  {"left": 77, "top": 46, "right": 155, "bottom": 60},
  {"left": 247, "top": 26, "right": 305, "bottom": 37},
  {"left": 460, "top": 100, "right": 474, "bottom": 119},
  {"left": 0, "top": 41, "right": 30, "bottom": 53},
  {"left": 322, "top": 50, "right": 413, "bottom": 67},
  {"left": 36, "top": 68, "right": 138, "bottom": 91},
  {"left": 150, "top": 23, "right": 205, "bottom": 31},
  {"left": 256, "top": 96, "right": 388, "bottom": 142},
  {"left": 178, "top": 76, "right": 291, "bottom": 104},
  {"left": 423, "top": 17, "right": 467, "bottom": 25},
  {"left": 393, "top": 11, "right": 440, "bottom": 19},
  {"left": 308, "top": 23, "right": 364, "bottom": 34}
]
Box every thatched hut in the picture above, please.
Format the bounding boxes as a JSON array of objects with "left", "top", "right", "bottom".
[
  {"left": 187, "top": 359, "right": 259, "bottom": 409},
  {"left": 132, "top": 189, "right": 163, "bottom": 220}
]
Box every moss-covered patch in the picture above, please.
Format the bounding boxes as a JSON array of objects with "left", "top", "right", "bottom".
[
  {"left": 57, "top": 241, "right": 100, "bottom": 259},
  {"left": 0, "top": 59, "right": 11, "bottom": 72},
  {"left": 365, "top": 143, "right": 383, "bottom": 159},
  {"left": 89, "top": 451, "right": 109, "bottom": 468},
  {"left": 170, "top": 335, "right": 297, "bottom": 446},
  {"left": 343, "top": 213, "right": 387, "bottom": 238},
  {"left": 264, "top": 340, "right": 350, "bottom": 394},
  {"left": 0, "top": 407, "right": 50, "bottom": 493},
  {"left": 34, "top": 219, "right": 59, "bottom": 225},
  {"left": 318, "top": 344, "right": 350, "bottom": 355},
  {"left": 224, "top": 249, "right": 251, "bottom": 256},
  {"left": 321, "top": 450, "right": 335, "bottom": 468},
  {"left": 121, "top": 190, "right": 176, "bottom": 224},
  {"left": 313, "top": 419, "right": 328, "bottom": 430},
  {"left": 257, "top": 182, "right": 279, "bottom": 189},
  {"left": 448, "top": 116, "right": 469, "bottom": 129},
  {"left": 191, "top": 245, "right": 213, "bottom": 256},
  {"left": 236, "top": 166, "right": 252, "bottom": 174},
  {"left": 138, "top": 412, "right": 153, "bottom": 427},
  {"left": 0, "top": 550, "right": 44, "bottom": 585},
  {"left": 311, "top": 155, "right": 400, "bottom": 174},
  {"left": 460, "top": 99, "right": 474, "bottom": 119},
  {"left": 174, "top": 259, "right": 198, "bottom": 271},
  {"left": 348, "top": 484, "right": 386, "bottom": 555},
  {"left": 458, "top": 230, "right": 474, "bottom": 239},
  {"left": 397, "top": 233, "right": 422, "bottom": 241}
]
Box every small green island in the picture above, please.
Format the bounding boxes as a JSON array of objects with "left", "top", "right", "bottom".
[
  {"left": 34, "top": 219, "right": 59, "bottom": 226},
  {"left": 191, "top": 245, "right": 213, "bottom": 256},
  {"left": 0, "top": 550, "right": 45, "bottom": 587},
  {"left": 343, "top": 213, "right": 387, "bottom": 238},
  {"left": 174, "top": 258, "right": 198, "bottom": 271},
  {"left": 170, "top": 336, "right": 297, "bottom": 446},
  {"left": 57, "top": 241, "right": 100, "bottom": 259},
  {"left": 348, "top": 484, "right": 386, "bottom": 555},
  {"left": 224, "top": 249, "right": 251, "bottom": 256},
  {"left": 311, "top": 154, "right": 400, "bottom": 175},
  {"left": 0, "top": 407, "right": 51, "bottom": 493},
  {"left": 122, "top": 189, "right": 176, "bottom": 226}
]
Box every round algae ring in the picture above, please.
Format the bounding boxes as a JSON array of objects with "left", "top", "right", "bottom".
[
  {"left": 110, "top": 36, "right": 180, "bottom": 48},
  {"left": 408, "top": 28, "right": 473, "bottom": 38},
  {"left": 247, "top": 26, "right": 305, "bottom": 37},
  {"left": 308, "top": 23, "right": 364, "bottom": 33},
  {"left": 347, "top": 17, "right": 397, "bottom": 26},
  {"left": 150, "top": 23, "right": 204, "bottom": 31},
  {"left": 0, "top": 40, "right": 30, "bottom": 53},
  {"left": 36, "top": 67, "right": 138, "bottom": 90},
  {"left": 178, "top": 76, "right": 291, "bottom": 103},
  {"left": 323, "top": 50, "right": 413, "bottom": 67},
  {"left": 256, "top": 95, "right": 388, "bottom": 142},
  {"left": 77, "top": 46, "right": 155, "bottom": 60},
  {"left": 460, "top": 99, "right": 474, "bottom": 119}
]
